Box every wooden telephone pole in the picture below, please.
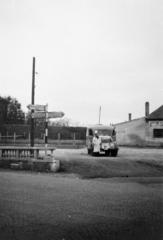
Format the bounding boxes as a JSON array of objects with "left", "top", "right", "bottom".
[{"left": 30, "top": 57, "right": 35, "bottom": 147}]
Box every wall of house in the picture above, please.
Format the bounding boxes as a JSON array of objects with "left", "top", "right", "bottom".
[
  {"left": 115, "top": 118, "right": 163, "bottom": 147},
  {"left": 145, "top": 120, "right": 163, "bottom": 147},
  {"left": 115, "top": 118, "right": 146, "bottom": 146}
]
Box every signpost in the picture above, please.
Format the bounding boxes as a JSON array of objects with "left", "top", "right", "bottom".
[
  {"left": 31, "top": 57, "right": 35, "bottom": 147},
  {"left": 28, "top": 58, "right": 64, "bottom": 153},
  {"left": 45, "top": 108, "right": 48, "bottom": 155},
  {"left": 27, "top": 102, "right": 64, "bottom": 154}
]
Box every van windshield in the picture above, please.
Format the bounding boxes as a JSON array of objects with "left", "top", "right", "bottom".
[{"left": 93, "top": 129, "right": 113, "bottom": 136}]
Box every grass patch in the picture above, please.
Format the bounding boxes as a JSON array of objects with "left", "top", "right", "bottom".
[
  {"left": 136, "top": 160, "right": 163, "bottom": 171},
  {"left": 60, "top": 159, "right": 112, "bottom": 178},
  {"left": 59, "top": 158, "right": 163, "bottom": 179},
  {"left": 0, "top": 159, "right": 52, "bottom": 172}
]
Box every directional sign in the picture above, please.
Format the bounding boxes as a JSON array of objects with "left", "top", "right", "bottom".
[
  {"left": 48, "top": 112, "right": 64, "bottom": 118},
  {"left": 32, "top": 112, "right": 45, "bottom": 118},
  {"left": 32, "top": 111, "right": 64, "bottom": 119},
  {"left": 27, "top": 104, "right": 47, "bottom": 112}
]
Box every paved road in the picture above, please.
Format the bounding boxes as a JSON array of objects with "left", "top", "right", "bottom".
[{"left": 0, "top": 170, "right": 162, "bottom": 240}]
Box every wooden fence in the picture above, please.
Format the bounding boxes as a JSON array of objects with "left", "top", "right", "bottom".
[{"left": 0, "top": 133, "right": 86, "bottom": 148}]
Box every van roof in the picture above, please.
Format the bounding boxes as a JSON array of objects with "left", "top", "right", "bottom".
[{"left": 87, "top": 124, "right": 114, "bottom": 130}]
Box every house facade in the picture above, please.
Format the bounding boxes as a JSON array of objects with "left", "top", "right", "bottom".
[{"left": 115, "top": 102, "right": 163, "bottom": 147}]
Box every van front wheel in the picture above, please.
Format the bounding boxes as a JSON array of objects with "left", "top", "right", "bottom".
[
  {"left": 110, "top": 149, "right": 118, "bottom": 157},
  {"left": 105, "top": 150, "right": 110, "bottom": 156}
]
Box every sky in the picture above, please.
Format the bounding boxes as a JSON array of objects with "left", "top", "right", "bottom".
[{"left": 0, "top": 0, "right": 163, "bottom": 126}]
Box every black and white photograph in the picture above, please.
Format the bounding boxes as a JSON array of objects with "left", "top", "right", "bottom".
[{"left": 0, "top": 0, "right": 163, "bottom": 239}]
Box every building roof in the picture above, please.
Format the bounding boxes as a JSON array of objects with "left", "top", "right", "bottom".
[
  {"left": 114, "top": 105, "right": 163, "bottom": 126},
  {"left": 114, "top": 117, "right": 144, "bottom": 126},
  {"left": 147, "top": 105, "right": 163, "bottom": 120}
]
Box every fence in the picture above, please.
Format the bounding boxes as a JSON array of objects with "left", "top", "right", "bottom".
[
  {"left": 0, "top": 125, "right": 86, "bottom": 148},
  {"left": 0, "top": 132, "right": 28, "bottom": 144},
  {"left": 0, "top": 125, "right": 86, "bottom": 140},
  {"left": 0, "top": 133, "right": 86, "bottom": 148}
]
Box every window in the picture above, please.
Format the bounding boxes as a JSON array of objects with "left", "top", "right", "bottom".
[
  {"left": 89, "top": 129, "right": 93, "bottom": 136},
  {"left": 153, "top": 129, "right": 163, "bottom": 138}
]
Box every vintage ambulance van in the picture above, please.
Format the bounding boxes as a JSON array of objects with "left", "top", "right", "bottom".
[{"left": 86, "top": 125, "right": 119, "bottom": 156}]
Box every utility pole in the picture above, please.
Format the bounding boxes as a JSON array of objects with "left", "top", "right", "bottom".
[
  {"left": 98, "top": 106, "right": 101, "bottom": 125},
  {"left": 30, "top": 57, "right": 35, "bottom": 147}
]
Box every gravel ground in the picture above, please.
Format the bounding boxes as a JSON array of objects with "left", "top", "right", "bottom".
[
  {"left": 0, "top": 147, "right": 162, "bottom": 240},
  {"left": 54, "top": 147, "right": 163, "bottom": 178},
  {"left": 0, "top": 170, "right": 162, "bottom": 240}
]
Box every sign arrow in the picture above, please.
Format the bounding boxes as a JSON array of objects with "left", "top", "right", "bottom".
[
  {"left": 27, "top": 104, "right": 47, "bottom": 112},
  {"left": 32, "top": 111, "right": 64, "bottom": 119},
  {"left": 48, "top": 112, "right": 64, "bottom": 118}
]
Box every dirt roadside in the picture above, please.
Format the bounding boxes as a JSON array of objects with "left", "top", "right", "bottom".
[{"left": 54, "top": 147, "right": 163, "bottom": 179}]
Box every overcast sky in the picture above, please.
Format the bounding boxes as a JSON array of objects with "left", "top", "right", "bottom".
[{"left": 0, "top": 0, "right": 163, "bottom": 125}]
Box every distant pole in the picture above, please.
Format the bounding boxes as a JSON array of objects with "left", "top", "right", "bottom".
[
  {"left": 30, "top": 57, "right": 35, "bottom": 147},
  {"left": 98, "top": 106, "right": 101, "bottom": 125}
]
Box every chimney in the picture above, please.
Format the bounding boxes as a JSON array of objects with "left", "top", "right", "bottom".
[
  {"left": 128, "top": 113, "right": 132, "bottom": 121},
  {"left": 145, "top": 102, "right": 150, "bottom": 117}
]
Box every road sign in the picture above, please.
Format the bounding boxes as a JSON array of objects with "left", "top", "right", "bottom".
[
  {"left": 27, "top": 104, "right": 47, "bottom": 111},
  {"left": 32, "top": 111, "right": 64, "bottom": 119},
  {"left": 48, "top": 112, "right": 64, "bottom": 118},
  {"left": 32, "top": 112, "right": 45, "bottom": 118}
]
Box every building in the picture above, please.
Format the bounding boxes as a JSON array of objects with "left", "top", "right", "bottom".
[{"left": 115, "top": 102, "right": 163, "bottom": 147}]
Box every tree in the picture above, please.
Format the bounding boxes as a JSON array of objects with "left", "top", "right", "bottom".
[
  {"left": 49, "top": 117, "right": 70, "bottom": 127},
  {"left": 49, "top": 117, "right": 82, "bottom": 127},
  {"left": 0, "top": 97, "right": 8, "bottom": 124},
  {"left": 0, "top": 96, "right": 25, "bottom": 124}
]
